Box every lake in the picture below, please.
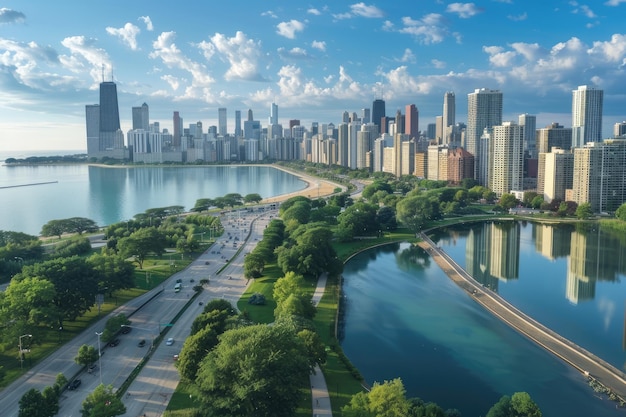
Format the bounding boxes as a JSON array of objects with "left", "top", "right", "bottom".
[
  {"left": 0, "top": 164, "right": 305, "bottom": 235},
  {"left": 341, "top": 226, "right": 626, "bottom": 417}
]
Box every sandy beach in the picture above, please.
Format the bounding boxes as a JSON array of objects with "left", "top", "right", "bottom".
[{"left": 261, "top": 165, "right": 345, "bottom": 203}]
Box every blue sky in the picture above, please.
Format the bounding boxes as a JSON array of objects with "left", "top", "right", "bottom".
[{"left": 1, "top": 0, "right": 626, "bottom": 152}]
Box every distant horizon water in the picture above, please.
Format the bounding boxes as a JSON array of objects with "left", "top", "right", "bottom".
[{"left": 1, "top": 149, "right": 87, "bottom": 162}]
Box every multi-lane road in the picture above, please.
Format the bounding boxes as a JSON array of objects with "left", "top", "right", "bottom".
[{"left": 1, "top": 209, "right": 273, "bottom": 417}]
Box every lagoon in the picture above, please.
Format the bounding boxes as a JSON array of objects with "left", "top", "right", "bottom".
[{"left": 0, "top": 164, "right": 305, "bottom": 235}]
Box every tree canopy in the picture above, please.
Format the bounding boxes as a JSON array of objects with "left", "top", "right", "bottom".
[{"left": 80, "top": 384, "right": 125, "bottom": 417}]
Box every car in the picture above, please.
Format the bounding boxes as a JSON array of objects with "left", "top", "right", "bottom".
[
  {"left": 176, "top": 278, "right": 182, "bottom": 283},
  {"left": 138, "top": 339, "right": 146, "bottom": 347},
  {"left": 68, "top": 379, "right": 81, "bottom": 390},
  {"left": 121, "top": 326, "right": 131, "bottom": 334},
  {"left": 87, "top": 363, "right": 97, "bottom": 373},
  {"left": 166, "top": 337, "right": 174, "bottom": 346},
  {"left": 109, "top": 338, "right": 120, "bottom": 347},
  {"left": 173, "top": 354, "right": 179, "bottom": 361}
]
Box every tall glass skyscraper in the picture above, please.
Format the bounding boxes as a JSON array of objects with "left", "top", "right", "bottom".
[
  {"left": 467, "top": 88, "right": 503, "bottom": 183},
  {"left": 372, "top": 98, "right": 385, "bottom": 133},
  {"left": 99, "top": 81, "right": 121, "bottom": 133},
  {"left": 572, "top": 85, "right": 603, "bottom": 148}
]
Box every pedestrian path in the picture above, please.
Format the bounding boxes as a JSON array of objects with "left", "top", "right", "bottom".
[{"left": 310, "top": 273, "right": 333, "bottom": 417}]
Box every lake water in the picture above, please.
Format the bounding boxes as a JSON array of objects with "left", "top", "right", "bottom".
[
  {"left": 0, "top": 163, "right": 305, "bottom": 235},
  {"left": 341, "top": 234, "right": 626, "bottom": 417}
]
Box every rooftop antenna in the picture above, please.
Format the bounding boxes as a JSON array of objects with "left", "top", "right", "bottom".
[{"left": 101, "top": 64, "right": 105, "bottom": 83}]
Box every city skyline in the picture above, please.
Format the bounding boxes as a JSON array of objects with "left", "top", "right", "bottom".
[{"left": 1, "top": 1, "right": 626, "bottom": 152}]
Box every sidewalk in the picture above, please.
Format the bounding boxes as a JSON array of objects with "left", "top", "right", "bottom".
[{"left": 310, "top": 273, "right": 333, "bottom": 417}]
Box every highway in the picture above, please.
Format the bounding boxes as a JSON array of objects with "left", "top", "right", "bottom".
[{"left": 0, "top": 209, "right": 273, "bottom": 417}]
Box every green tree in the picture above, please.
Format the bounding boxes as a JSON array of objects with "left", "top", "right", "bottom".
[
  {"left": 64, "top": 217, "right": 99, "bottom": 235},
  {"left": 336, "top": 202, "right": 379, "bottom": 241},
  {"left": 486, "top": 392, "right": 542, "bottom": 417},
  {"left": 19, "top": 388, "right": 53, "bottom": 417},
  {"left": 243, "top": 251, "right": 266, "bottom": 278},
  {"left": 499, "top": 193, "right": 518, "bottom": 210},
  {"left": 296, "top": 329, "right": 326, "bottom": 366},
  {"left": 575, "top": 202, "right": 593, "bottom": 219},
  {"left": 80, "top": 384, "right": 125, "bottom": 417},
  {"left": 616, "top": 202, "right": 626, "bottom": 221},
  {"left": 530, "top": 195, "right": 544, "bottom": 209},
  {"left": 396, "top": 195, "right": 441, "bottom": 235},
  {"left": 117, "top": 227, "right": 167, "bottom": 269},
  {"left": 75, "top": 344, "right": 99, "bottom": 367},
  {"left": 272, "top": 271, "right": 306, "bottom": 304},
  {"left": 244, "top": 193, "right": 262, "bottom": 204},
  {"left": 274, "top": 293, "right": 316, "bottom": 320},
  {"left": 40, "top": 220, "right": 66, "bottom": 239},
  {"left": 343, "top": 378, "right": 410, "bottom": 417},
  {"left": 87, "top": 252, "right": 135, "bottom": 295},
  {"left": 195, "top": 324, "right": 310, "bottom": 417},
  {"left": 376, "top": 206, "right": 397, "bottom": 232},
  {"left": 176, "top": 325, "right": 220, "bottom": 382},
  {"left": 191, "top": 198, "right": 215, "bottom": 212}
]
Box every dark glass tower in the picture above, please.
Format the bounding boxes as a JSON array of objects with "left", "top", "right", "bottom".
[
  {"left": 372, "top": 99, "right": 385, "bottom": 133},
  {"left": 99, "top": 82, "right": 121, "bottom": 132}
]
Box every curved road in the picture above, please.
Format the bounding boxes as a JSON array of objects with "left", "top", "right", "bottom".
[{"left": 418, "top": 233, "right": 626, "bottom": 404}]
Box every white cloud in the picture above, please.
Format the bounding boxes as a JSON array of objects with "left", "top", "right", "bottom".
[
  {"left": 106, "top": 23, "right": 141, "bottom": 51},
  {"left": 483, "top": 45, "right": 517, "bottom": 67},
  {"left": 161, "top": 74, "right": 180, "bottom": 91},
  {"left": 569, "top": 2, "right": 597, "bottom": 18},
  {"left": 307, "top": 8, "right": 322, "bottom": 16},
  {"left": 350, "top": 3, "right": 384, "bottom": 18},
  {"left": 508, "top": 12, "right": 528, "bottom": 21},
  {"left": 149, "top": 31, "right": 215, "bottom": 101},
  {"left": 588, "top": 34, "right": 626, "bottom": 63},
  {"left": 398, "top": 48, "right": 416, "bottom": 63},
  {"left": 382, "top": 20, "right": 394, "bottom": 31},
  {"left": 276, "top": 20, "right": 305, "bottom": 39},
  {"left": 210, "top": 31, "right": 265, "bottom": 81},
  {"left": 0, "top": 38, "right": 69, "bottom": 90},
  {"left": 0, "top": 8, "right": 25, "bottom": 24},
  {"left": 60, "top": 36, "right": 112, "bottom": 84},
  {"left": 399, "top": 14, "right": 449, "bottom": 44},
  {"left": 139, "top": 16, "right": 153, "bottom": 31},
  {"left": 311, "top": 40, "right": 326, "bottom": 51},
  {"left": 446, "top": 3, "right": 483, "bottom": 18},
  {"left": 431, "top": 59, "right": 446, "bottom": 69},
  {"left": 605, "top": 0, "right": 626, "bottom": 5},
  {"left": 261, "top": 10, "right": 278, "bottom": 19},
  {"left": 277, "top": 47, "right": 310, "bottom": 60}
]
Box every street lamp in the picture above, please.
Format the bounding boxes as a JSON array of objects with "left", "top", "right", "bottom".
[
  {"left": 18, "top": 334, "right": 32, "bottom": 369},
  {"left": 95, "top": 331, "right": 103, "bottom": 384}
]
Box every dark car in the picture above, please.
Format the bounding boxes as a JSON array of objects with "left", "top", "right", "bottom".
[
  {"left": 109, "top": 338, "right": 120, "bottom": 347},
  {"left": 121, "top": 326, "right": 131, "bottom": 334},
  {"left": 68, "top": 379, "right": 81, "bottom": 390},
  {"left": 138, "top": 339, "right": 146, "bottom": 347}
]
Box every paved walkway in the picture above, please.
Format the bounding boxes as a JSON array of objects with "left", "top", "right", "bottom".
[
  {"left": 310, "top": 273, "right": 333, "bottom": 417},
  {"left": 419, "top": 233, "right": 626, "bottom": 404}
]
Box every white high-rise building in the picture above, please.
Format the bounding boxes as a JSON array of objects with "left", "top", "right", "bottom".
[
  {"left": 490, "top": 121, "right": 524, "bottom": 197},
  {"left": 466, "top": 88, "right": 503, "bottom": 183},
  {"left": 572, "top": 85, "right": 603, "bottom": 148},
  {"left": 442, "top": 91, "right": 455, "bottom": 144}
]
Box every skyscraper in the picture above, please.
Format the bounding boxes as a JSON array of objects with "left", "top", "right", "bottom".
[
  {"left": 235, "top": 110, "right": 242, "bottom": 137},
  {"left": 405, "top": 104, "right": 419, "bottom": 139},
  {"left": 269, "top": 102, "right": 278, "bottom": 125},
  {"left": 372, "top": 98, "right": 385, "bottom": 133},
  {"left": 86, "top": 80, "right": 125, "bottom": 158},
  {"left": 490, "top": 122, "right": 524, "bottom": 196},
  {"left": 466, "top": 88, "right": 503, "bottom": 183},
  {"left": 442, "top": 91, "right": 455, "bottom": 144},
  {"left": 218, "top": 107, "right": 227, "bottom": 136},
  {"left": 132, "top": 103, "right": 149, "bottom": 131},
  {"left": 99, "top": 81, "right": 120, "bottom": 133},
  {"left": 173, "top": 111, "right": 182, "bottom": 147},
  {"left": 572, "top": 85, "right": 603, "bottom": 148},
  {"left": 518, "top": 113, "right": 536, "bottom": 158}
]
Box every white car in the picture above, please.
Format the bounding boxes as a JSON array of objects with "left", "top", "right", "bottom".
[{"left": 166, "top": 337, "right": 174, "bottom": 346}]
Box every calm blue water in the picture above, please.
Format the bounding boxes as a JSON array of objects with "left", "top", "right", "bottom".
[
  {"left": 341, "top": 241, "right": 625, "bottom": 417},
  {"left": 0, "top": 164, "right": 305, "bottom": 235}
]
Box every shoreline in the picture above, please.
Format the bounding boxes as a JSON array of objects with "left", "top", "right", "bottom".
[{"left": 417, "top": 232, "right": 626, "bottom": 406}]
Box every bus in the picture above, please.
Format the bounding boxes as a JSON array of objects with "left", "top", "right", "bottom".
[{"left": 174, "top": 283, "right": 182, "bottom": 293}]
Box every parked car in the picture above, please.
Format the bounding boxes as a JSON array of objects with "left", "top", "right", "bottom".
[
  {"left": 121, "top": 326, "right": 131, "bottom": 334},
  {"left": 109, "top": 338, "right": 120, "bottom": 347},
  {"left": 138, "top": 339, "right": 146, "bottom": 347},
  {"left": 68, "top": 379, "right": 81, "bottom": 390},
  {"left": 87, "top": 364, "right": 97, "bottom": 373},
  {"left": 166, "top": 337, "right": 174, "bottom": 346}
]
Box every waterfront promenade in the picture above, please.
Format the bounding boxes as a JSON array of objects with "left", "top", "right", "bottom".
[{"left": 418, "top": 233, "right": 626, "bottom": 404}]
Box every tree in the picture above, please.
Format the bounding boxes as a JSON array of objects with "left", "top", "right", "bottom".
[
  {"left": 396, "top": 195, "right": 441, "bottom": 235},
  {"left": 191, "top": 198, "right": 215, "bottom": 212},
  {"left": 64, "top": 217, "right": 99, "bottom": 235},
  {"left": 499, "top": 193, "right": 517, "bottom": 210},
  {"left": 376, "top": 206, "right": 397, "bottom": 232},
  {"left": 274, "top": 293, "right": 316, "bottom": 320},
  {"left": 272, "top": 271, "right": 306, "bottom": 304},
  {"left": 40, "top": 220, "right": 66, "bottom": 239},
  {"left": 176, "top": 325, "right": 220, "bottom": 381},
  {"left": 244, "top": 193, "right": 262, "bottom": 204},
  {"left": 87, "top": 252, "right": 135, "bottom": 295},
  {"left": 486, "top": 392, "right": 542, "bottom": 417},
  {"left": 19, "top": 388, "right": 53, "bottom": 417},
  {"left": 616, "top": 202, "right": 626, "bottom": 221},
  {"left": 296, "top": 329, "right": 327, "bottom": 366},
  {"left": 575, "top": 202, "right": 593, "bottom": 219},
  {"left": 195, "top": 324, "right": 310, "bottom": 417},
  {"left": 243, "top": 251, "right": 266, "bottom": 278},
  {"left": 80, "top": 384, "right": 125, "bottom": 417},
  {"left": 342, "top": 378, "right": 410, "bottom": 417},
  {"left": 117, "top": 227, "right": 167, "bottom": 269},
  {"left": 75, "top": 344, "right": 99, "bottom": 367},
  {"left": 530, "top": 195, "right": 544, "bottom": 209},
  {"left": 336, "top": 202, "right": 379, "bottom": 240}
]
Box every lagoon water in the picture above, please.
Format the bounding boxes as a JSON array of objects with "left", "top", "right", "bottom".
[
  {"left": 0, "top": 163, "right": 305, "bottom": 235},
  {"left": 341, "top": 232, "right": 626, "bottom": 417}
]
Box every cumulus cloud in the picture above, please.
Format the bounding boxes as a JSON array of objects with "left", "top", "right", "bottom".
[
  {"left": 307, "top": 8, "right": 322, "bottom": 16},
  {"left": 60, "top": 36, "right": 112, "bottom": 84},
  {"left": 398, "top": 48, "right": 416, "bottom": 63},
  {"left": 399, "top": 14, "right": 449, "bottom": 44},
  {"left": 261, "top": 10, "right": 278, "bottom": 19},
  {"left": 149, "top": 31, "right": 215, "bottom": 101},
  {"left": 605, "top": 0, "right": 626, "bottom": 5},
  {"left": 431, "top": 59, "right": 446, "bottom": 69},
  {"left": 278, "top": 47, "right": 311, "bottom": 60},
  {"left": 106, "top": 23, "right": 141, "bottom": 50},
  {"left": 350, "top": 3, "right": 384, "bottom": 18},
  {"left": 0, "top": 38, "right": 67, "bottom": 90},
  {"left": 210, "top": 31, "right": 265, "bottom": 81},
  {"left": 311, "top": 40, "right": 326, "bottom": 51},
  {"left": 0, "top": 8, "right": 25, "bottom": 24},
  {"left": 160, "top": 74, "right": 180, "bottom": 90},
  {"left": 569, "top": 1, "right": 597, "bottom": 18},
  {"left": 446, "top": 3, "right": 483, "bottom": 18},
  {"left": 276, "top": 20, "right": 305, "bottom": 39},
  {"left": 508, "top": 12, "right": 528, "bottom": 21},
  {"left": 483, "top": 45, "right": 517, "bottom": 67},
  {"left": 139, "top": 16, "right": 153, "bottom": 31}
]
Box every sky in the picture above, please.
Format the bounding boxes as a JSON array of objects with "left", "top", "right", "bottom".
[{"left": 1, "top": 0, "right": 626, "bottom": 153}]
